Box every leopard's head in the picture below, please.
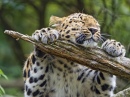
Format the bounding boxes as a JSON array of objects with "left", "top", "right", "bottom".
[{"left": 50, "top": 13, "right": 101, "bottom": 47}]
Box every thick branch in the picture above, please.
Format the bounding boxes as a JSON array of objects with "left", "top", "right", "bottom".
[{"left": 4, "top": 30, "right": 130, "bottom": 80}]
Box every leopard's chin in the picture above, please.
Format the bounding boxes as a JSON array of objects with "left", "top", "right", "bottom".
[
  {"left": 82, "top": 39, "right": 98, "bottom": 47},
  {"left": 74, "top": 38, "right": 98, "bottom": 47}
]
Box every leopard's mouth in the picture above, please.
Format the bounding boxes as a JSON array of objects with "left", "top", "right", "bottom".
[
  {"left": 76, "top": 34, "right": 99, "bottom": 44},
  {"left": 76, "top": 34, "right": 86, "bottom": 44}
]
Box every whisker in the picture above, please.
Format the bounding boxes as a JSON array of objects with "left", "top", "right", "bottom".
[
  {"left": 99, "top": 37, "right": 105, "bottom": 43},
  {"left": 102, "top": 36, "right": 107, "bottom": 40},
  {"left": 101, "top": 33, "right": 111, "bottom": 37},
  {"left": 99, "top": 39, "right": 104, "bottom": 43},
  {"left": 101, "top": 36, "right": 107, "bottom": 42}
]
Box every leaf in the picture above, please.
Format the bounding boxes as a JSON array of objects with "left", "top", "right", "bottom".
[
  {"left": 1, "top": 74, "right": 8, "bottom": 80},
  {"left": 0, "top": 69, "right": 4, "bottom": 75},
  {"left": 0, "top": 85, "right": 5, "bottom": 95},
  {"left": 0, "top": 69, "right": 8, "bottom": 80}
]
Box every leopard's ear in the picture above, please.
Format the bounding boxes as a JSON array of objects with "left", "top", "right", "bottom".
[{"left": 49, "top": 16, "right": 66, "bottom": 28}]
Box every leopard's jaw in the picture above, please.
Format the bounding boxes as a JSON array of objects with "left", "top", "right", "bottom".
[
  {"left": 75, "top": 39, "right": 98, "bottom": 47},
  {"left": 71, "top": 35, "right": 98, "bottom": 47},
  {"left": 83, "top": 39, "right": 98, "bottom": 47}
]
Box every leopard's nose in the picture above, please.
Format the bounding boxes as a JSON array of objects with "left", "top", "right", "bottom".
[{"left": 88, "top": 28, "right": 98, "bottom": 35}]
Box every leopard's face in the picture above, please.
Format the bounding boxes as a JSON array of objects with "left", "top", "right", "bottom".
[{"left": 50, "top": 13, "right": 101, "bottom": 47}]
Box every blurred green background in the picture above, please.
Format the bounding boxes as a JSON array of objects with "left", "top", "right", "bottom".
[{"left": 0, "top": 0, "right": 130, "bottom": 96}]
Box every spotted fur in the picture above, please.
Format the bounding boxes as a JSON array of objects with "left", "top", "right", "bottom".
[{"left": 23, "top": 13, "right": 126, "bottom": 97}]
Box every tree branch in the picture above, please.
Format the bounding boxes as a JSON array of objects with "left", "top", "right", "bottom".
[{"left": 4, "top": 30, "right": 130, "bottom": 80}]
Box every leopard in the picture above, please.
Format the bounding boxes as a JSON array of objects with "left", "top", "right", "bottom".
[{"left": 23, "top": 13, "right": 126, "bottom": 97}]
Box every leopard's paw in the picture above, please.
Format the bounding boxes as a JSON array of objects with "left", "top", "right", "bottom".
[
  {"left": 32, "top": 27, "right": 59, "bottom": 44},
  {"left": 101, "top": 39, "right": 126, "bottom": 57}
]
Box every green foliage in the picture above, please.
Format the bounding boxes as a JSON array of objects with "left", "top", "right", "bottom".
[
  {"left": 0, "top": 69, "right": 8, "bottom": 96},
  {"left": 0, "top": 69, "right": 8, "bottom": 80},
  {"left": 0, "top": 85, "right": 5, "bottom": 96},
  {"left": 5, "top": 88, "right": 23, "bottom": 97}
]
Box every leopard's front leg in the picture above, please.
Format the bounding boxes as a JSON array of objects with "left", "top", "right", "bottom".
[
  {"left": 23, "top": 28, "right": 60, "bottom": 97},
  {"left": 32, "top": 27, "right": 60, "bottom": 57},
  {"left": 92, "top": 39, "right": 126, "bottom": 97},
  {"left": 101, "top": 39, "right": 126, "bottom": 57},
  {"left": 32, "top": 28, "right": 59, "bottom": 44}
]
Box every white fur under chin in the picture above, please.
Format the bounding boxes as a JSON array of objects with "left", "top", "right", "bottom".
[
  {"left": 82, "top": 40, "right": 98, "bottom": 47},
  {"left": 71, "top": 38, "right": 98, "bottom": 47}
]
